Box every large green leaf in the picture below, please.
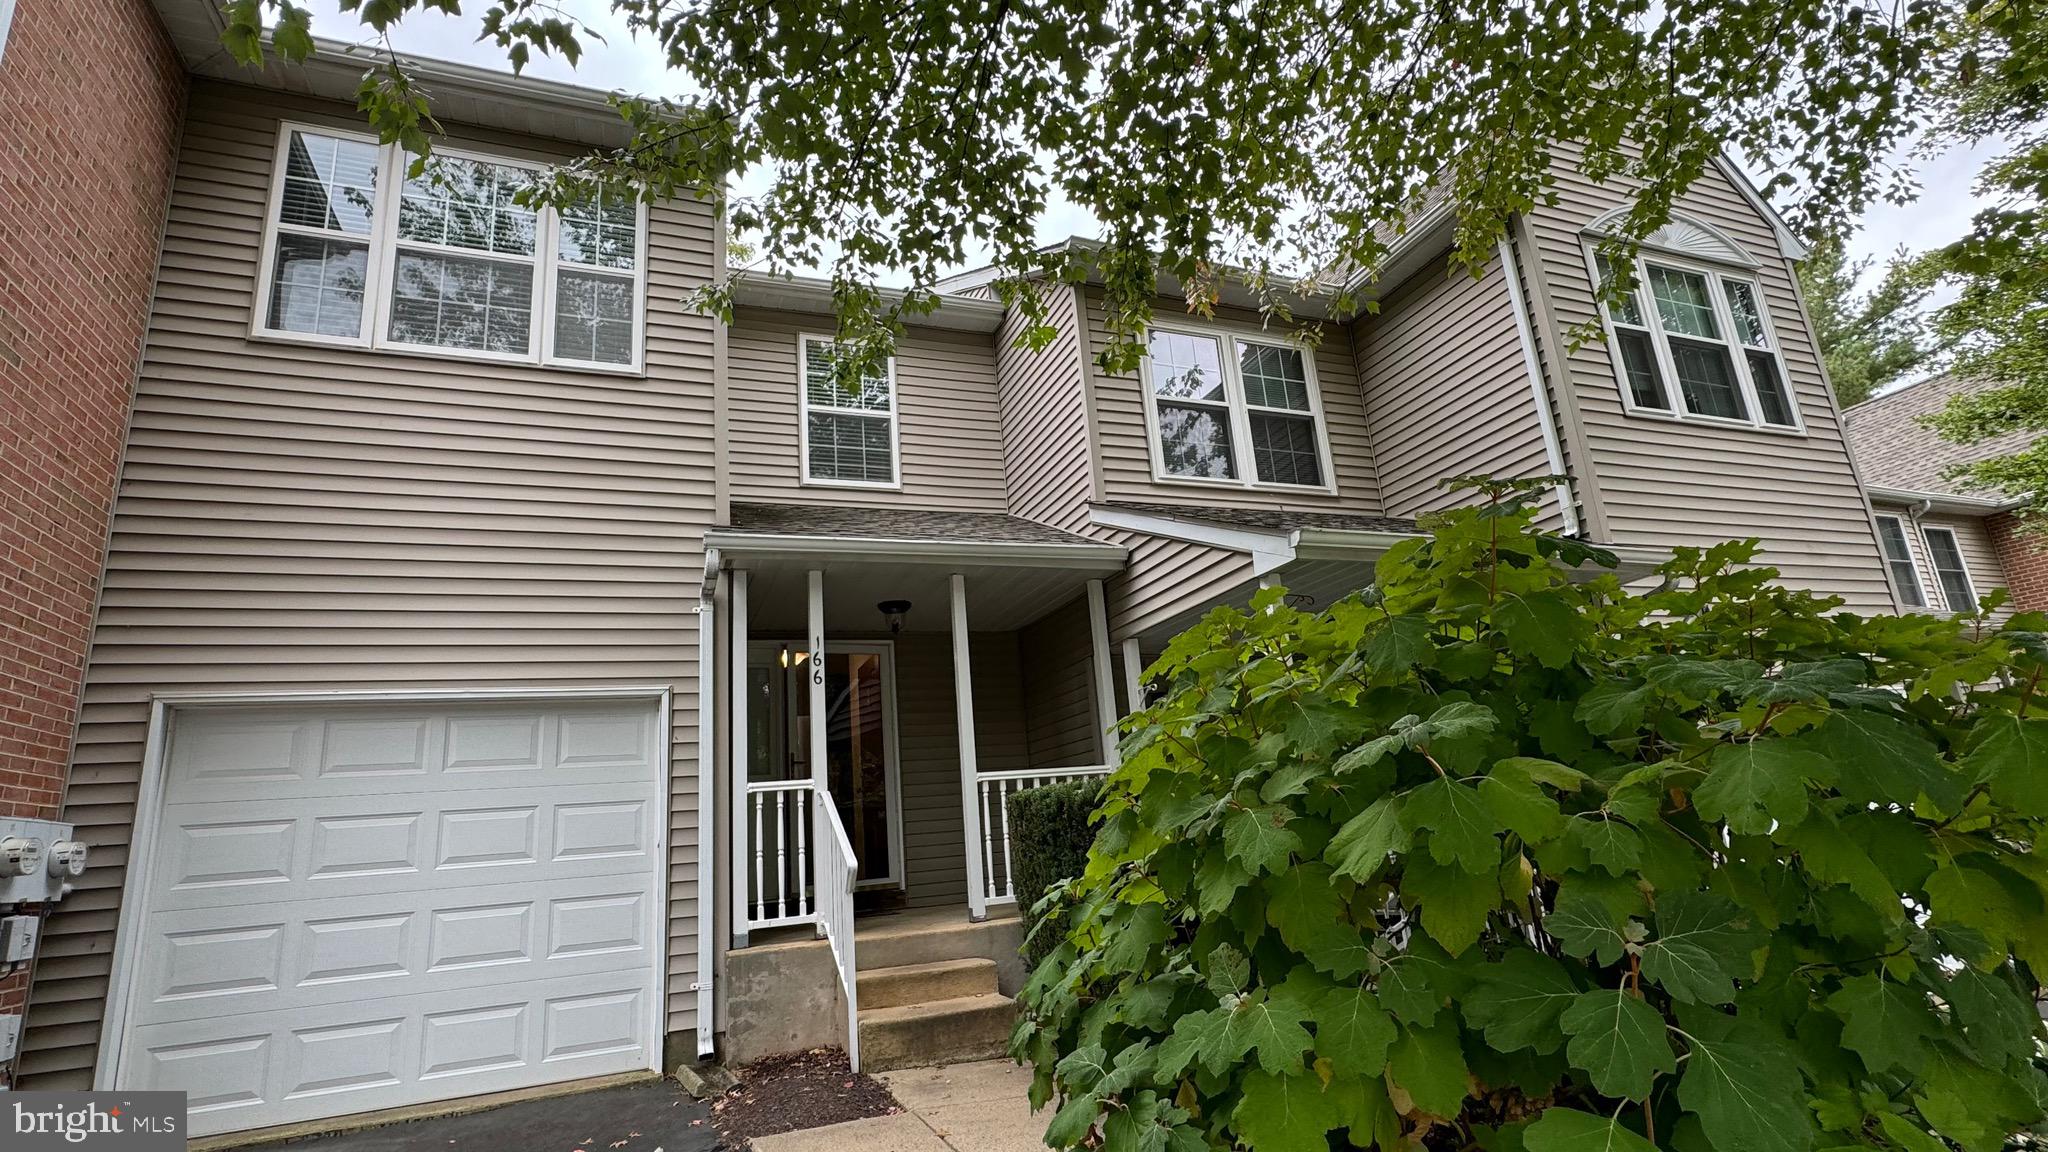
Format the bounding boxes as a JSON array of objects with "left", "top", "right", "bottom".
[
  {"left": 1461, "top": 949, "right": 1580, "bottom": 1054},
  {"left": 1829, "top": 974, "right": 1937, "bottom": 1075},
  {"left": 1216, "top": 990, "right": 1315, "bottom": 1074},
  {"left": 1824, "top": 708, "right": 1965, "bottom": 814},
  {"left": 1577, "top": 679, "right": 1651, "bottom": 736},
  {"left": 1401, "top": 777, "right": 1500, "bottom": 873},
  {"left": 1311, "top": 984, "right": 1397, "bottom": 1078},
  {"left": 1524, "top": 1108, "right": 1659, "bottom": 1152},
  {"left": 1639, "top": 890, "right": 1762, "bottom": 1006},
  {"left": 1965, "top": 712, "right": 2048, "bottom": 818},
  {"left": 1693, "top": 739, "right": 1825, "bottom": 835},
  {"left": 1231, "top": 1069, "right": 1345, "bottom": 1152},
  {"left": 1326, "top": 795, "right": 1409, "bottom": 881},
  {"left": 1559, "top": 989, "right": 1676, "bottom": 1100},
  {"left": 1387, "top": 1022, "right": 1470, "bottom": 1119},
  {"left": 1480, "top": 762, "right": 1570, "bottom": 844},
  {"left": 1548, "top": 885, "right": 1637, "bottom": 965},
  {"left": 1402, "top": 852, "right": 1498, "bottom": 955},
  {"left": 1365, "top": 614, "right": 1432, "bottom": 676},
  {"left": 1675, "top": 1015, "right": 1811, "bottom": 1152},
  {"left": 1224, "top": 805, "right": 1303, "bottom": 874},
  {"left": 1494, "top": 589, "right": 1583, "bottom": 669}
]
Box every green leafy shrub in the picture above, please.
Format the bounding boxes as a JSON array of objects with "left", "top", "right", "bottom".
[
  {"left": 1012, "top": 478, "right": 2048, "bottom": 1151},
  {"left": 1008, "top": 776, "right": 1107, "bottom": 968}
]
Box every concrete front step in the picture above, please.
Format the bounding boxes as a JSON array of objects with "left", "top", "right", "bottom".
[
  {"left": 854, "top": 911, "right": 1023, "bottom": 978},
  {"left": 857, "top": 992, "right": 1017, "bottom": 1072},
  {"left": 857, "top": 957, "right": 999, "bottom": 1011}
]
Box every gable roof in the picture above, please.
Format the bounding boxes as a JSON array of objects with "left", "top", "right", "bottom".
[{"left": 1841, "top": 374, "right": 2032, "bottom": 506}]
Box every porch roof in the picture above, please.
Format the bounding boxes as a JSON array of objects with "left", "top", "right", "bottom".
[{"left": 708, "top": 502, "right": 1127, "bottom": 632}]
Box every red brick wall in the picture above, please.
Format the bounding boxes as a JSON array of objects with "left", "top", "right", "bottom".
[
  {"left": 0, "top": 0, "right": 184, "bottom": 1019},
  {"left": 1989, "top": 512, "right": 2048, "bottom": 612}
]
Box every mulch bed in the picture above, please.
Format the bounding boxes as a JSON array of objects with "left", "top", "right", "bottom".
[{"left": 711, "top": 1047, "right": 903, "bottom": 1149}]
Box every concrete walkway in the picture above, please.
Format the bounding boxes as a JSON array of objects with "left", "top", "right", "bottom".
[{"left": 750, "top": 1060, "right": 1043, "bottom": 1152}]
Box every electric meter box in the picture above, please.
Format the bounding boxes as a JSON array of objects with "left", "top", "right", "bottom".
[{"left": 0, "top": 817, "right": 86, "bottom": 905}]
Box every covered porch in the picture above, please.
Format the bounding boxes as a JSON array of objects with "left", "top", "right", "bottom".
[{"left": 706, "top": 503, "right": 1129, "bottom": 954}]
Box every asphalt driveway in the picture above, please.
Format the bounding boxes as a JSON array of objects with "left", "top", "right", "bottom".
[{"left": 237, "top": 1078, "right": 721, "bottom": 1152}]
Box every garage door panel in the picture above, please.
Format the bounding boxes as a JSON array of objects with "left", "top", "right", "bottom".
[
  {"left": 124, "top": 972, "right": 652, "bottom": 1133},
  {"left": 138, "top": 872, "right": 656, "bottom": 1024},
  {"left": 152, "top": 783, "right": 656, "bottom": 911},
  {"left": 120, "top": 699, "right": 664, "bottom": 1138},
  {"left": 165, "top": 706, "right": 658, "bottom": 807}
]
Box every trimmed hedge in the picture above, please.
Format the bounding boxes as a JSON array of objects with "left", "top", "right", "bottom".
[{"left": 1004, "top": 776, "right": 1104, "bottom": 968}]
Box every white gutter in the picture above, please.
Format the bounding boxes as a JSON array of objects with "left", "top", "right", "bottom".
[
  {"left": 694, "top": 547, "right": 722, "bottom": 1059},
  {"left": 702, "top": 530, "right": 1126, "bottom": 571},
  {"left": 1866, "top": 484, "right": 2013, "bottom": 515},
  {"left": 1086, "top": 505, "right": 1301, "bottom": 575},
  {"left": 1497, "top": 236, "right": 1583, "bottom": 537}
]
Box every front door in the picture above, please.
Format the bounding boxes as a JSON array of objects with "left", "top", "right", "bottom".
[{"left": 746, "top": 641, "right": 903, "bottom": 888}]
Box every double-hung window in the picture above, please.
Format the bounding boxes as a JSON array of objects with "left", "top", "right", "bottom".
[
  {"left": 1921, "top": 526, "right": 1979, "bottom": 613},
  {"left": 800, "top": 335, "right": 898, "bottom": 486},
  {"left": 254, "top": 122, "right": 647, "bottom": 372},
  {"left": 1591, "top": 252, "right": 1799, "bottom": 432},
  {"left": 1873, "top": 514, "right": 1927, "bottom": 608},
  {"left": 1143, "top": 327, "right": 1331, "bottom": 489}
]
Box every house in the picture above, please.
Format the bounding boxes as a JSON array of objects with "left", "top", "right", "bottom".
[
  {"left": 1843, "top": 374, "right": 2037, "bottom": 616},
  {"left": 4, "top": 0, "right": 1910, "bottom": 1136}
]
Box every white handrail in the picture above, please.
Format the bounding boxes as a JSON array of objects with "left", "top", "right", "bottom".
[
  {"left": 976, "top": 765, "right": 1112, "bottom": 905},
  {"left": 812, "top": 783, "right": 861, "bottom": 1071}
]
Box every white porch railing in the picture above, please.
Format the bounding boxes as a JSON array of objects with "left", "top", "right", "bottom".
[
  {"left": 978, "top": 765, "right": 1112, "bottom": 907},
  {"left": 745, "top": 780, "right": 815, "bottom": 929},
  {"left": 814, "top": 782, "right": 861, "bottom": 1071}
]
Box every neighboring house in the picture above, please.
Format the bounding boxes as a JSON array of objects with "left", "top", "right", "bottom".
[
  {"left": 6, "top": 0, "right": 1906, "bottom": 1136},
  {"left": 0, "top": 0, "right": 185, "bottom": 1076},
  {"left": 1844, "top": 373, "right": 2038, "bottom": 615}
]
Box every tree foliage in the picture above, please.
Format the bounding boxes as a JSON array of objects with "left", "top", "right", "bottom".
[
  {"left": 220, "top": 0, "right": 1941, "bottom": 370},
  {"left": 1796, "top": 235, "right": 1939, "bottom": 409},
  {"left": 1909, "top": 0, "right": 2048, "bottom": 517},
  {"left": 1013, "top": 478, "right": 2048, "bottom": 1151}
]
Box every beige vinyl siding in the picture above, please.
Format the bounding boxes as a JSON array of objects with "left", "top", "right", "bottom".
[
  {"left": 996, "top": 284, "right": 1096, "bottom": 531},
  {"left": 1354, "top": 253, "right": 1553, "bottom": 519},
  {"left": 1018, "top": 594, "right": 1104, "bottom": 767},
  {"left": 891, "top": 632, "right": 1030, "bottom": 908},
  {"left": 19, "top": 83, "right": 720, "bottom": 1087},
  {"left": 1520, "top": 146, "right": 1892, "bottom": 609},
  {"left": 726, "top": 308, "right": 1008, "bottom": 511},
  {"left": 1083, "top": 289, "right": 1384, "bottom": 513},
  {"left": 1104, "top": 531, "right": 1257, "bottom": 642}
]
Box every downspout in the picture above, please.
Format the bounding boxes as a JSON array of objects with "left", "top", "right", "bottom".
[
  {"left": 694, "top": 547, "right": 723, "bottom": 1059},
  {"left": 1497, "top": 235, "right": 1583, "bottom": 537}
]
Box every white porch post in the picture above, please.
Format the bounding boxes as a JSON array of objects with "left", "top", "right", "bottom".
[
  {"left": 1086, "top": 579, "right": 1119, "bottom": 767},
  {"left": 1121, "top": 637, "right": 1145, "bottom": 716},
  {"left": 808, "top": 569, "right": 828, "bottom": 938},
  {"left": 951, "top": 573, "right": 988, "bottom": 921},
  {"left": 729, "top": 568, "right": 751, "bottom": 948}
]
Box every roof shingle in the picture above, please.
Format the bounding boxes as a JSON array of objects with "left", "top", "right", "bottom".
[
  {"left": 724, "top": 502, "right": 1105, "bottom": 546},
  {"left": 1842, "top": 375, "right": 2037, "bottom": 496},
  {"left": 1097, "top": 501, "right": 1421, "bottom": 536}
]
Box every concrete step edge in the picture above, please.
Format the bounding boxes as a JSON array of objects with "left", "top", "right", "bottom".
[{"left": 858, "top": 992, "right": 1015, "bottom": 1026}]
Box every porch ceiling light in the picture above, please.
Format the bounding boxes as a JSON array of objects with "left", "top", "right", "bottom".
[
  {"left": 778, "top": 643, "right": 809, "bottom": 668},
  {"left": 878, "top": 599, "right": 912, "bottom": 634}
]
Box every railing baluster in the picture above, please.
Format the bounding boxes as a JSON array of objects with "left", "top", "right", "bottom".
[
  {"left": 796, "top": 788, "right": 811, "bottom": 918},
  {"left": 969, "top": 764, "right": 1113, "bottom": 909},
  {"left": 751, "top": 791, "right": 765, "bottom": 923},
  {"left": 774, "top": 790, "right": 788, "bottom": 921},
  {"left": 996, "top": 780, "right": 1016, "bottom": 900}
]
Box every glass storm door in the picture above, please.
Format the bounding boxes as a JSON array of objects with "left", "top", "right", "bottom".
[{"left": 746, "top": 641, "right": 901, "bottom": 888}]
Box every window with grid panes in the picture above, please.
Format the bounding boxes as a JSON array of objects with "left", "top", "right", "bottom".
[
  {"left": 1143, "top": 328, "right": 1328, "bottom": 488},
  {"left": 801, "top": 336, "right": 897, "bottom": 485}
]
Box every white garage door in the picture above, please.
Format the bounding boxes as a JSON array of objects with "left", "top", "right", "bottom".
[{"left": 113, "top": 697, "right": 665, "bottom": 1137}]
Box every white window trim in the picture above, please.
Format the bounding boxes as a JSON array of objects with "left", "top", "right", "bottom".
[
  {"left": 1920, "top": 525, "right": 1981, "bottom": 613},
  {"left": 1872, "top": 513, "right": 1929, "bottom": 610},
  {"left": 250, "top": 121, "right": 649, "bottom": 375},
  {"left": 1137, "top": 322, "right": 1339, "bottom": 494},
  {"left": 1582, "top": 245, "right": 1804, "bottom": 436},
  {"left": 796, "top": 332, "right": 903, "bottom": 490}
]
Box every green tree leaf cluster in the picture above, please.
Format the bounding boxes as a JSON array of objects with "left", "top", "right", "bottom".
[
  {"left": 217, "top": 0, "right": 1943, "bottom": 375},
  {"left": 1014, "top": 478, "right": 2048, "bottom": 1151},
  {"left": 1796, "top": 234, "right": 1939, "bottom": 409}
]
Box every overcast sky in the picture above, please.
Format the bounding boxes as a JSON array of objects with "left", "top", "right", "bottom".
[{"left": 299, "top": 0, "right": 1995, "bottom": 289}]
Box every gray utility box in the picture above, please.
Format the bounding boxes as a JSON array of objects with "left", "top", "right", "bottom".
[{"left": 0, "top": 817, "right": 87, "bottom": 905}]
